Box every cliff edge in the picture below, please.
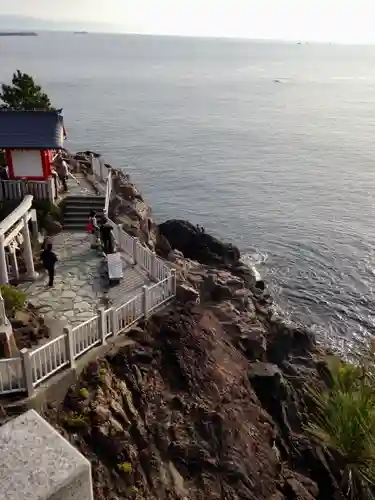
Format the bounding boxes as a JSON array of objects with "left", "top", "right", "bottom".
[{"left": 44, "top": 153, "right": 343, "bottom": 500}]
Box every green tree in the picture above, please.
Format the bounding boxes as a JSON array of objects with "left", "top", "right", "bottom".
[{"left": 0, "top": 70, "right": 53, "bottom": 111}]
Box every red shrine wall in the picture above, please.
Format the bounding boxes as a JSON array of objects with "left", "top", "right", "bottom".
[{"left": 6, "top": 149, "right": 52, "bottom": 180}]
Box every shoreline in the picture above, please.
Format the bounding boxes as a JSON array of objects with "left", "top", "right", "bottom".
[
  {"left": 0, "top": 149, "right": 366, "bottom": 499},
  {"left": 44, "top": 151, "right": 350, "bottom": 499}
]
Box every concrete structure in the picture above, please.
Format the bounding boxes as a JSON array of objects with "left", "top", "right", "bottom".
[
  {"left": 0, "top": 409, "right": 93, "bottom": 500},
  {"left": 0, "top": 195, "right": 37, "bottom": 284},
  {"left": 0, "top": 288, "right": 18, "bottom": 357}
]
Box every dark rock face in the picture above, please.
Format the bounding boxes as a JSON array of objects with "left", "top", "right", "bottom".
[
  {"left": 158, "top": 219, "right": 240, "bottom": 267},
  {"left": 45, "top": 300, "right": 343, "bottom": 500}
]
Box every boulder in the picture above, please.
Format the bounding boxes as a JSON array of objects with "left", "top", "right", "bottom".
[
  {"left": 158, "top": 219, "right": 240, "bottom": 268},
  {"left": 0, "top": 330, "right": 19, "bottom": 357},
  {"left": 176, "top": 283, "right": 200, "bottom": 304}
]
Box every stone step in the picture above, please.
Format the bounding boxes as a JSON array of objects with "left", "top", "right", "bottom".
[
  {"left": 62, "top": 223, "right": 90, "bottom": 230},
  {"left": 63, "top": 208, "right": 104, "bottom": 218},
  {"left": 64, "top": 207, "right": 104, "bottom": 214},
  {"left": 64, "top": 203, "right": 104, "bottom": 211},
  {"left": 64, "top": 196, "right": 105, "bottom": 203}
]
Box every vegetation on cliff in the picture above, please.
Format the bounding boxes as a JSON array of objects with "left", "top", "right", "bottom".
[
  {"left": 0, "top": 70, "right": 53, "bottom": 110},
  {"left": 307, "top": 359, "right": 375, "bottom": 500}
]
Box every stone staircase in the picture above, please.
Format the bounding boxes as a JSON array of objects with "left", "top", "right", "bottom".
[{"left": 62, "top": 195, "right": 105, "bottom": 231}]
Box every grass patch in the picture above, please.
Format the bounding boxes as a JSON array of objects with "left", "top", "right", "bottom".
[
  {"left": 117, "top": 462, "right": 133, "bottom": 474},
  {"left": 0, "top": 285, "right": 26, "bottom": 314},
  {"left": 78, "top": 387, "right": 89, "bottom": 399},
  {"left": 306, "top": 357, "right": 375, "bottom": 499},
  {"left": 63, "top": 411, "right": 88, "bottom": 430}
]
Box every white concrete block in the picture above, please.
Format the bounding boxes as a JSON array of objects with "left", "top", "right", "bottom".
[{"left": 0, "top": 410, "right": 93, "bottom": 500}]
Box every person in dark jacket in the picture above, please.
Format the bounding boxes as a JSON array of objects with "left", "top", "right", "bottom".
[
  {"left": 100, "top": 217, "right": 114, "bottom": 254},
  {"left": 40, "top": 243, "right": 58, "bottom": 287}
]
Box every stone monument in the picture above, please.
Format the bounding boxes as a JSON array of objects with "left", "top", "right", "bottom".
[
  {"left": 0, "top": 410, "right": 94, "bottom": 500},
  {"left": 0, "top": 288, "right": 18, "bottom": 357}
]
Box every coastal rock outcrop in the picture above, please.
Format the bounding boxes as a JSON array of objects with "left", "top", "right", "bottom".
[
  {"left": 45, "top": 274, "right": 341, "bottom": 500},
  {"left": 40, "top": 150, "right": 345, "bottom": 499},
  {"left": 158, "top": 219, "right": 240, "bottom": 267},
  {"left": 108, "top": 169, "right": 155, "bottom": 246}
]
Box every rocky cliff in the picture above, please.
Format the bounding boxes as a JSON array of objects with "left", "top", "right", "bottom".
[{"left": 44, "top": 152, "right": 344, "bottom": 499}]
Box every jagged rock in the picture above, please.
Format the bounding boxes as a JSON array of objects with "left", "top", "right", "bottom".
[
  {"left": 156, "top": 234, "right": 172, "bottom": 257},
  {"left": 167, "top": 249, "right": 184, "bottom": 262},
  {"left": 176, "top": 283, "right": 200, "bottom": 304},
  {"left": 9, "top": 307, "right": 50, "bottom": 351},
  {"left": 158, "top": 219, "right": 240, "bottom": 267},
  {"left": 0, "top": 330, "right": 19, "bottom": 357}
]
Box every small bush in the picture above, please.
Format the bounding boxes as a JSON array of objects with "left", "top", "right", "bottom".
[
  {"left": 33, "top": 200, "right": 61, "bottom": 226},
  {"left": 127, "top": 486, "right": 138, "bottom": 494},
  {"left": 306, "top": 358, "right": 375, "bottom": 500},
  {"left": 117, "top": 462, "right": 132, "bottom": 474},
  {"left": 0, "top": 285, "right": 26, "bottom": 313},
  {"left": 78, "top": 388, "right": 89, "bottom": 399},
  {"left": 63, "top": 412, "right": 88, "bottom": 429}
]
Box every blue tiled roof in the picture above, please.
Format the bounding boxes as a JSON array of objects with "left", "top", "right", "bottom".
[{"left": 0, "top": 110, "right": 64, "bottom": 149}]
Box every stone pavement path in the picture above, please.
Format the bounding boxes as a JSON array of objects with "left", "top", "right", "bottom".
[
  {"left": 19, "top": 232, "right": 150, "bottom": 329},
  {"left": 59, "top": 173, "right": 99, "bottom": 199}
]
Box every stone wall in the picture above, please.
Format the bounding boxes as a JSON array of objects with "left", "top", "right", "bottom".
[{"left": 0, "top": 410, "right": 93, "bottom": 500}]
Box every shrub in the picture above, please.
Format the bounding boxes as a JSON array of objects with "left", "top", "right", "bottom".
[
  {"left": 63, "top": 412, "right": 88, "bottom": 429},
  {"left": 117, "top": 462, "right": 132, "bottom": 474},
  {"left": 78, "top": 388, "right": 89, "bottom": 399},
  {"left": 33, "top": 200, "right": 61, "bottom": 225},
  {"left": 306, "top": 358, "right": 375, "bottom": 500},
  {"left": 0, "top": 285, "right": 26, "bottom": 313}
]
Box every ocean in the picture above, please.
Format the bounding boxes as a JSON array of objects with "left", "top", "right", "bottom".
[{"left": 1, "top": 32, "right": 375, "bottom": 351}]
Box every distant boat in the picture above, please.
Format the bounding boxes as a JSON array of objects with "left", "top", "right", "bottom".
[{"left": 74, "top": 31, "right": 88, "bottom": 35}]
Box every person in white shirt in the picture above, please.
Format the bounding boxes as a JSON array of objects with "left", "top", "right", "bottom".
[{"left": 57, "top": 157, "right": 80, "bottom": 192}]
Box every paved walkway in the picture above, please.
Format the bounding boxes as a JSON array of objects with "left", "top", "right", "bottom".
[
  {"left": 19, "top": 232, "right": 150, "bottom": 329},
  {"left": 58, "top": 173, "right": 99, "bottom": 199}
]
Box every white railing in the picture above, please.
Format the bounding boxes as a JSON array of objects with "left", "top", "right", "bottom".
[
  {"left": 148, "top": 275, "right": 175, "bottom": 313},
  {"left": 0, "top": 357, "right": 25, "bottom": 394},
  {"left": 103, "top": 168, "right": 112, "bottom": 217},
  {"left": 29, "top": 334, "right": 68, "bottom": 386},
  {"left": 0, "top": 271, "right": 176, "bottom": 397},
  {"left": 72, "top": 315, "right": 101, "bottom": 359},
  {"left": 91, "top": 156, "right": 105, "bottom": 181},
  {"left": 118, "top": 226, "right": 134, "bottom": 257},
  {"left": 0, "top": 179, "right": 51, "bottom": 201},
  {"left": 115, "top": 293, "right": 143, "bottom": 332},
  {"left": 0, "top": 162, "right": 177, "bottom": 397}
]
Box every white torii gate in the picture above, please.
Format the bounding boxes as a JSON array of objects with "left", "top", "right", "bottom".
[{"left": 0, "top": 195, "right": 38, "bottom": 284}]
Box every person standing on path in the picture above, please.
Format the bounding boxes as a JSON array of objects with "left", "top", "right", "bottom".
[
  {"left": 56, "top": 156, "right": 80, "bottom": 192},
  {"left": 88, "top": 210, "right": 100, "bottom": 248},
  {"left": 40, "top": 243, "right": 58, "bottom": 287},
  {"left": 100, "top": 217, "right": 115, "bottom": 254}
]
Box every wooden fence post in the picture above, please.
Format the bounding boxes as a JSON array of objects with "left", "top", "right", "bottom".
[
  {"left": 143, "top": 285, "right": 149, "bottom": 319},
  {"left": 20, "top": 348, "right": 34, "bottom": 397},
  {"left": 110, "top": 308, "right": 118, "bottom": 337},
  {"left": 151, "top": 254, "right": 158, "bottom": 281},
  {"left": 98, "top": 308, "right": 106, "bottom": 344},
  {"left": 133, "top": 238, "right": 138, "bottom": 265},
  {"left": 171, "top": 269, "right": 177, "bottom": 295},
  {"left": 63, "top": 326, "right": 76, "bottom": 367},
  {"left": 46, "top": 177, "right": 55, "bottom": 202}
]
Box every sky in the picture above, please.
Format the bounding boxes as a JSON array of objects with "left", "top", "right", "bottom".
[{"left": 1, "top": 0, "right": 375, "bottom": 43}]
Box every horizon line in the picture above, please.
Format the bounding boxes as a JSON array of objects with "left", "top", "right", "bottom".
[{"left": 1, "top": 28, "right": 375, "bottom": 45}]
